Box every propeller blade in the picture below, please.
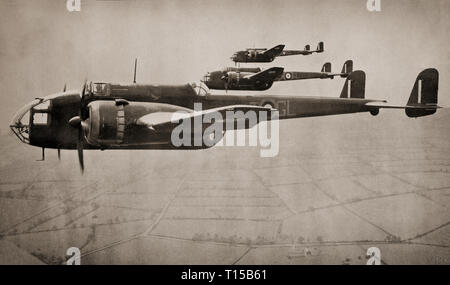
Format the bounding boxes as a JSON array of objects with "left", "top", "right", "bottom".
[
  {"left": 221, "top": 72, "right": 229, "bottom": 93},
  {"left": 81, "top": 79, "right": 87, "bottom": 100},
  {"left": 63, "top": 84, "right": 66, "bottom": 92},
  {"left": 68, "top": 79, "right": 89, "bottom": 174},
  {"left": 77, "top": 128, "right": 84, "bottom": 173},
  {"left": 227, "top": 73, "right": 232, "bottom": 93},
  {"left": 80, "top": 79, "right": 89, "bottom": 120},
  {"left": 57, "top": 148, "right": 61, "bottom": 160}
]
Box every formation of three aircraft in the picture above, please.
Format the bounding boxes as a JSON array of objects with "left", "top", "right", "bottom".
[{"left": 10, "top": 42, "right": 441, "bottom": 172}]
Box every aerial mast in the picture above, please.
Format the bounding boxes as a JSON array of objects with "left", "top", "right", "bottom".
[{"left": 133, "top": 58, "right": 137, "bottom": 84}]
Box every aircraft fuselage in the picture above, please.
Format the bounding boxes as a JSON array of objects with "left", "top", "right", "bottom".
[{"left": 11, "top": 82, "right": 382, "bottom": 151}]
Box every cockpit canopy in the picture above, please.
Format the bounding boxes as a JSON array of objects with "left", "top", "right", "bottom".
[
  {"left": 84, "top": 81, "right": 210, "bottom": 97},
  {"left": 85, "top": 82, "right": 110, "bottom": 96}
]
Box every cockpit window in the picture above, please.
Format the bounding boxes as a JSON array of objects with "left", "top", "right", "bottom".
[
  {"left": 91, "top": 83, "right": 110, "bottom": 96},
  {"left": 31, "top": 99, "right": 51, "bottom": 125},
  {"left": 32, "top": 113, "right": 48, "bottom": 125}
]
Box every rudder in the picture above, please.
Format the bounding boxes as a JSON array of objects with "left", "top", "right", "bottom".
[
  {"left": 316, "top": 42, "right": 324, "bottom": 53},
  {"left": 340, "top": 70, "right": 365, "bottom": 99},
  {"left": 321, "top": 62, "right": 331, "bottom": 73},
  {"left": 341, "top": 60, "right": 353, "bottom": 77},
  {"left": 406, "top": 68, "right": 439, "bottom": 117}
]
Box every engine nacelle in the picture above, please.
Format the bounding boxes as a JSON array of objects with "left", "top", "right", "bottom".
[
  {"left": 228, "top": 72, "right": 241, "bottom": 83},
  {"left": 83, "top": 100, "right": 189, "bottom": 147}
]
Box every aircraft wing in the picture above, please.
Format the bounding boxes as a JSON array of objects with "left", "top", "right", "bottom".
[
  {"left": 262, "top": 44, "right": 285, "bottom": 58},
  {"left": 244, "top": 67, "right": 284, "bottom": 82},
  {"left": 136, "top": 105, "right": 276, "bottom": 131}
]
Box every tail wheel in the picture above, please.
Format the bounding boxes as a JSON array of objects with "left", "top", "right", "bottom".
[{"left": 370, "top": 109, "right": 379, "bottom": 116}]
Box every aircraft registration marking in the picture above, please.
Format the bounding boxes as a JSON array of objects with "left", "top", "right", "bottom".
[
  {"left": 348, "top": 80, "right": 352, "bottom": 98},
  {"left": 277, "top": 100, "right": 296, "bottom": 117}
]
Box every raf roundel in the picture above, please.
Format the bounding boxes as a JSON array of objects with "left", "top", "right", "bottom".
[{"left": 285, "top": 72, "right": 292, "bottom": 80}]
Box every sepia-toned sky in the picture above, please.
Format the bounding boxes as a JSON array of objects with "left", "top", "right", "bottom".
[{"left": 0, "top": 0, "right": 449, "bottom": 131}]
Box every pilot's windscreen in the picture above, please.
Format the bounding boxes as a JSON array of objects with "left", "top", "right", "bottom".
[{"left": 92, "top": 83, "right": 109, "bottom": 96}]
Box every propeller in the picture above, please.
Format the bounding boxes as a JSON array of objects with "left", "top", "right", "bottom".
[
  {"left": 221, "top": 71, "right": 232, "bottom": 93},
  {"left": 69, "top": 80, "right": 88, "bottom": 173},
  {"left": 77, "top": 122, "right": 84, "bottom": 173}
]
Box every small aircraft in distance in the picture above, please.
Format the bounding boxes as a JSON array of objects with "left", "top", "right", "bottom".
[
  {"left": 231, "top": 42, "right": 324, "bottom": 63},
  {"left": 10, "top": 59, "right": 440, "bottom": 173},
  {"left": 202, "top": 60, "right": 353, "bottom": 91}
]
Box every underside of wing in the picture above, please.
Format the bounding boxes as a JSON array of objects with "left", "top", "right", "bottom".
[{"left": 136, "top": 105, "right": 277, "bottom": 132}]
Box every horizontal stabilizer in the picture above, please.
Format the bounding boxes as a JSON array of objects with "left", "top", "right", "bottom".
[
  {"left": 365, "top": 102, "right": 440, "bottom": 110},
  {"left": 365, "top": 68, "right": 440, "bottom": 118}
]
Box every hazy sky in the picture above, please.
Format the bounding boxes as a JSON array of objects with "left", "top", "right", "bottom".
[{"left": 0, "top": 0, "right": 449, "bottom": 129}]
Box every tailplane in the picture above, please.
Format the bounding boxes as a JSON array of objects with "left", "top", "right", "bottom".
[{"left": 364, "top": 68, "right": 440, "bottom": 118}]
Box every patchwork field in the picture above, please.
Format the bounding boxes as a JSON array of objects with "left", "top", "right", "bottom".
[{"left": 1, "top": 110, "right": 450, "bottom": 264}]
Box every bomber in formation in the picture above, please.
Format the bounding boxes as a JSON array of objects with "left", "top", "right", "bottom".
[
  {"left": 230, "top": 42, "right": 324, "bottom": 63},
  {"left": 10, "top": 42, "right": 441, "bottom": 172},
  {"left": 202, "top": 60, "right": 353, "bottom": 91}
]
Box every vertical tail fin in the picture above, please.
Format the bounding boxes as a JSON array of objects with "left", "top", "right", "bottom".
[
  {"left": 321, "top": 62, "right": 331, "bottom": 73},
  {"left": 340, "top": 70, "right": 365, "bottom": 99},
  {"left": 316, "top": 42, "right": 324, "bottom": 53},
  {"left": 405, "top": 68, "right": 439, "bottom": 117},
  {"left": 340, "top": 60, "right": 353, "bottom": 77}
]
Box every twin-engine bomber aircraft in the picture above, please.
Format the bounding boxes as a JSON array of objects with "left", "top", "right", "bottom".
[
  {"left": 10, "top": 68, "right": 440, "bottom": 173},
  {"left": 203, "top": 60, "right": 353, "bottom": 91},
  {"left": 231, "top": 42, "right": 324, "bottom": 63}
]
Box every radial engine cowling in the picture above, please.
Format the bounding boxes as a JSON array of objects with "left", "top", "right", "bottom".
[
  {"left": 83, "top": 100, "right": 189, "bottom": 146},
  {"left": 228, "top": 72, "right": 240, "bottom": 83}
]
